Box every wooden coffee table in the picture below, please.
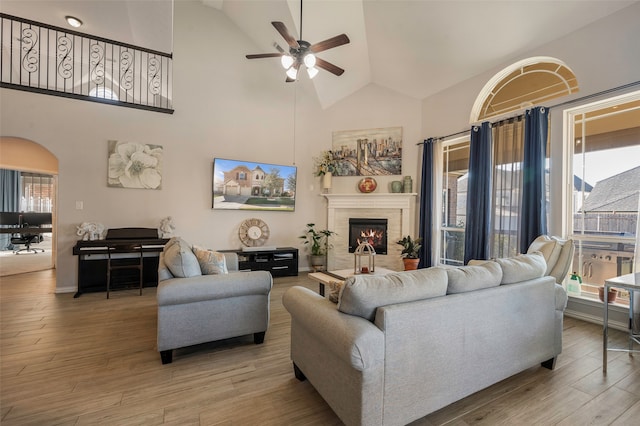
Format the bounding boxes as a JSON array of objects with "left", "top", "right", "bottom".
[{"left": 308, "top": 268, "right": 396, "bottom": 296}]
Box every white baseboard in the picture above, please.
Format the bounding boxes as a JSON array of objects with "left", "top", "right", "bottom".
[
  {"left": 55, "top": 285, "right": 77, "bottom": 294},
  {"left": 565, "top": 295, "right": 629, "bottom": 332}
]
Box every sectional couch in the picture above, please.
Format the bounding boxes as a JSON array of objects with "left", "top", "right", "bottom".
[{"left": 283, "top": 251, "right": 568, "bottom": 426}]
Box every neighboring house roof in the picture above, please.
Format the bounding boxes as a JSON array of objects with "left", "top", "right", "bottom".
[
  {"left": 581, "top": 166, "right": 640, "bottom": 213},
  {"left": 573, "top": 175, "right": 593, "bottom": 193}
]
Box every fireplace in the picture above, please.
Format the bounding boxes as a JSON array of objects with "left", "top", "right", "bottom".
[{"left": 349, "top": 218, "right": 388, "bottom": 254}]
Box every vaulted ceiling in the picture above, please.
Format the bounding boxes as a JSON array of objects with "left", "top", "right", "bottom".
[{"left": 1, "top": 0, "right": 637, "bottom": 109}]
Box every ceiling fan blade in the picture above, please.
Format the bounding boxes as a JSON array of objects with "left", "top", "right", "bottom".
[
  {"left": 310, "top": 34, "right": 350, "bottom": 53},
  {"left": 316, "top": 58, "right": 345, "bottom": 76},
  {"left": 246, "top": 53, "right": 284, "bottom": 59},
  {"left": 272, "top": 21, "right": 299, "bottom": 49}
]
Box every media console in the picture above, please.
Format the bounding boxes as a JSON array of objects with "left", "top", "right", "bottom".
[{"left": 220, "top": 247, "right": 298, "bottom": 277}]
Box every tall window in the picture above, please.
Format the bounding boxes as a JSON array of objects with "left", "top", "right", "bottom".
[
  {"left": 437, "top": 56, "right": 575, "bottom": 266},
  {"left": 19, "top": 173, "right": 54, "bottom": 213},
  {"left": 439, "top": 138, "right": 470, "bottom": 265},
  {"left": 490, "top": 117, "right": 524, "bottom": 258},
  {"left": 565, "top": 93, "right": 640, "bottom": 305}
]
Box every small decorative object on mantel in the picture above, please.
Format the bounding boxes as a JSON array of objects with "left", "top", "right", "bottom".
[
  {"left": 354, "top": 242, "right": 376, "bottom": 274},
  {"left": 402, "top": 176, "right": 413, "bottom": 193},
  {"left": 314, "top": 150, "right": 337, "bottom": 194},
  {"left": 159, "top": 216, "right": 176, "bottom": 238},
  {"left": 76, "top": 222, "right": 105, "bottom": 241},
  {"left": 391, "top": 180, "right": 403, "bottom": 193},
  {"left": 358, "top": 177, "right": 377, "bottom": 193},
  {"left": 322, "top": 172, "right": 332, "bottom": 193}
]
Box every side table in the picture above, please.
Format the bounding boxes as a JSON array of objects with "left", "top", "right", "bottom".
[{"left": 603, "top": 272, "right": 640, "bottom": 374}]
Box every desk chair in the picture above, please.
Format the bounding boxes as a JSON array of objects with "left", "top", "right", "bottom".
[
  {"left": 11, "top": 230, "right": 44, "bottom": 254},
  {"left": 106, "top": 243, "right": 144, "bottom": 299}
]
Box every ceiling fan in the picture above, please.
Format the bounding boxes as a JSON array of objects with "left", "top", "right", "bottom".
[{"left": 245, "top": 0, "right": 350, "bottom": 82}]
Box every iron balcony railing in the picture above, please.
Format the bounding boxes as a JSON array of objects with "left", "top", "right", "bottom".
[{"left": 0, "top": 13, "right": 173, "bottom": 114}]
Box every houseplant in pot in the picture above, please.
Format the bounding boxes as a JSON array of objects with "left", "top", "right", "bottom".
[
  {"left": 299, "top": 223, "right": 337, "bottom": 271},
  {"left": 396, "top": 235, "right": 422, "bottom": 270}
]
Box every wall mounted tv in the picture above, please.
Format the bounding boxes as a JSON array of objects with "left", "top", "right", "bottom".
[{"left": 212, "top": 158, "right": 297, "bottom": 212}]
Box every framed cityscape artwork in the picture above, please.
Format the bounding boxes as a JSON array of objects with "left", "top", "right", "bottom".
[{"left": 331, "top": 126, "right": 402, "bottom": 176}]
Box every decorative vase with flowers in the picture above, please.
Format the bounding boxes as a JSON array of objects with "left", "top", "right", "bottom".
[{"left": 314, "top": 150, "right": 337, "bottom": 192}]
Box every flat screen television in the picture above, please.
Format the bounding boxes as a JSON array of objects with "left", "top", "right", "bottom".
[{"left": 212, "top": 158, "right": 297, "bottom": 211}]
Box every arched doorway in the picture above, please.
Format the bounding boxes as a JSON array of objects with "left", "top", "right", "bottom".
[{"left": 0, "top": 137, "right": 58, "bottom": 276}]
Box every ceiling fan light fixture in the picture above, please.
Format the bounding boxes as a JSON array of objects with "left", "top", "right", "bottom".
[
  {"left": 65, "top": 16, "right": 83, "bottom": 28},
  {"left": 286, "top": 66, "right": 298, "bottom": 80},
  {"left": 307, "top": 66, "right": 319, "bottom": 79},
  {"left": 303, "top": 53, "right": 316, "bottom": 68},
  {"left": 281, "top": 55, "right": 294, "bottom": 69}
]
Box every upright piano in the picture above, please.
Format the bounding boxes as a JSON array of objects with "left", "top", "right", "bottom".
[{"left": 72, "top": 228, "right": 169, "bottom": 298}]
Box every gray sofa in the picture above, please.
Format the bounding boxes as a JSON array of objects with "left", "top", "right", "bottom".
[
  {"left": 156, "top": 240, "right": 272, "bottom": 364},
  {"left": 283, "top": 252, "right": 568, "bottom": 426}
]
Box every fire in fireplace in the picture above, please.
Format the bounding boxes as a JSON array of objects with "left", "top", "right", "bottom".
[{"left": 348, "top": 218, "right": 388, "bottom": 254}]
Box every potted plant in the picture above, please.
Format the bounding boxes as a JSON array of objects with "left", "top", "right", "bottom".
[
  {"left": 396, "top": 235, "right": 422, "bottom": 270},
  {"left": 299, "top": 223, "right": 337, "bottom": 271}
]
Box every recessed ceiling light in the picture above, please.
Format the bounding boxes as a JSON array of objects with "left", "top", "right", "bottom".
[{"left": 65, "top": 16, "right": 83, "bottom": 28}]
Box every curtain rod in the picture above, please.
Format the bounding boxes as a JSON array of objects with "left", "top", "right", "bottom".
[
  {"left": 417, "top": 80, "right": 640, "bottom": 146},
  {"left": 548, "top": 80, "right": 639, "bottom": 110},
  {"left": 416, "top": 129, "right": 469, "bottom": 145}
]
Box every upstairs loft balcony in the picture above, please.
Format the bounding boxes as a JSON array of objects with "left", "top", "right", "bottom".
[{"left": 0, "top": 13, "right": 173, "bottom": 114}]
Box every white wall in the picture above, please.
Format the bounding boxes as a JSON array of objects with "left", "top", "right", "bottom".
[{"left": 0, "top": 0, "right": 422, "bottom": 292}]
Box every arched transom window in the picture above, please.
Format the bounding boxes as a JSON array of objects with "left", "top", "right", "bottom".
[{"left": 471, "top": 56, "right": 579, "bottom": 122}]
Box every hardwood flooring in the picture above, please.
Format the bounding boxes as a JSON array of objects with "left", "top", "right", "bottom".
[{"left": 1, "top": 270, "right": 638, "bottom": 425}]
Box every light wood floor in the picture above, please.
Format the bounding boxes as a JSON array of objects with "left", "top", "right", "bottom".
[{"left": 1, "top": 270, "right": 639, "bottom": 425}]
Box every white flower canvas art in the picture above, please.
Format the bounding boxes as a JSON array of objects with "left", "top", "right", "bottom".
[{"left": 108, "top": 140, "right": 163, "bottom": 189}]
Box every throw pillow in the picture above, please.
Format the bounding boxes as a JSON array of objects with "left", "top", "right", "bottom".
[
  {"left": 327, "top": 280, "right": 344, "bottom": 304},
  {"left": 548, "top": 238, "right": 574, "bottom": 284},
  {"left": 338, "top": 268, "right": 448, "bottom": 321},
  {"left": 192, "top": 246, "right": 228, "bottom": 275},
  {"left": 162, "top": 237, "right": 202, "bottom": 278},
  {"left": 157, "top": 252, "right": 174, "bottom": 281},
  {"left": 446, "top": 261, "right": 502, "bottom": 294},
  {"left": 495, "top": 252, "right": 546, "bottom": 284},
  {"left": 527, "top": 235, "right": 562, "bottom": 275}
]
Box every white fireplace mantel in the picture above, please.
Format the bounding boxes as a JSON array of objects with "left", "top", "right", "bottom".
[{"left": 323, "top": 193, "right": 417, "bottom": 237}]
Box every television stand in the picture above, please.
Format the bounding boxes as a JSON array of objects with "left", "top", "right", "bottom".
[{"left": 221, "top": 247, "right": 298, "bottom": 277}]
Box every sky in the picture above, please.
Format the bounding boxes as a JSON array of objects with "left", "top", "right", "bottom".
[
  {"left": 573, "top": 145, "right": 640, "bottom": 186},
  {"left": 213, "top": 158, "right": 297, "bottom": 183}
]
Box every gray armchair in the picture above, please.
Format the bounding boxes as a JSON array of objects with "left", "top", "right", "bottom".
[{"left": 156, "top": 247, "right": 272, "bottom": 364}]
